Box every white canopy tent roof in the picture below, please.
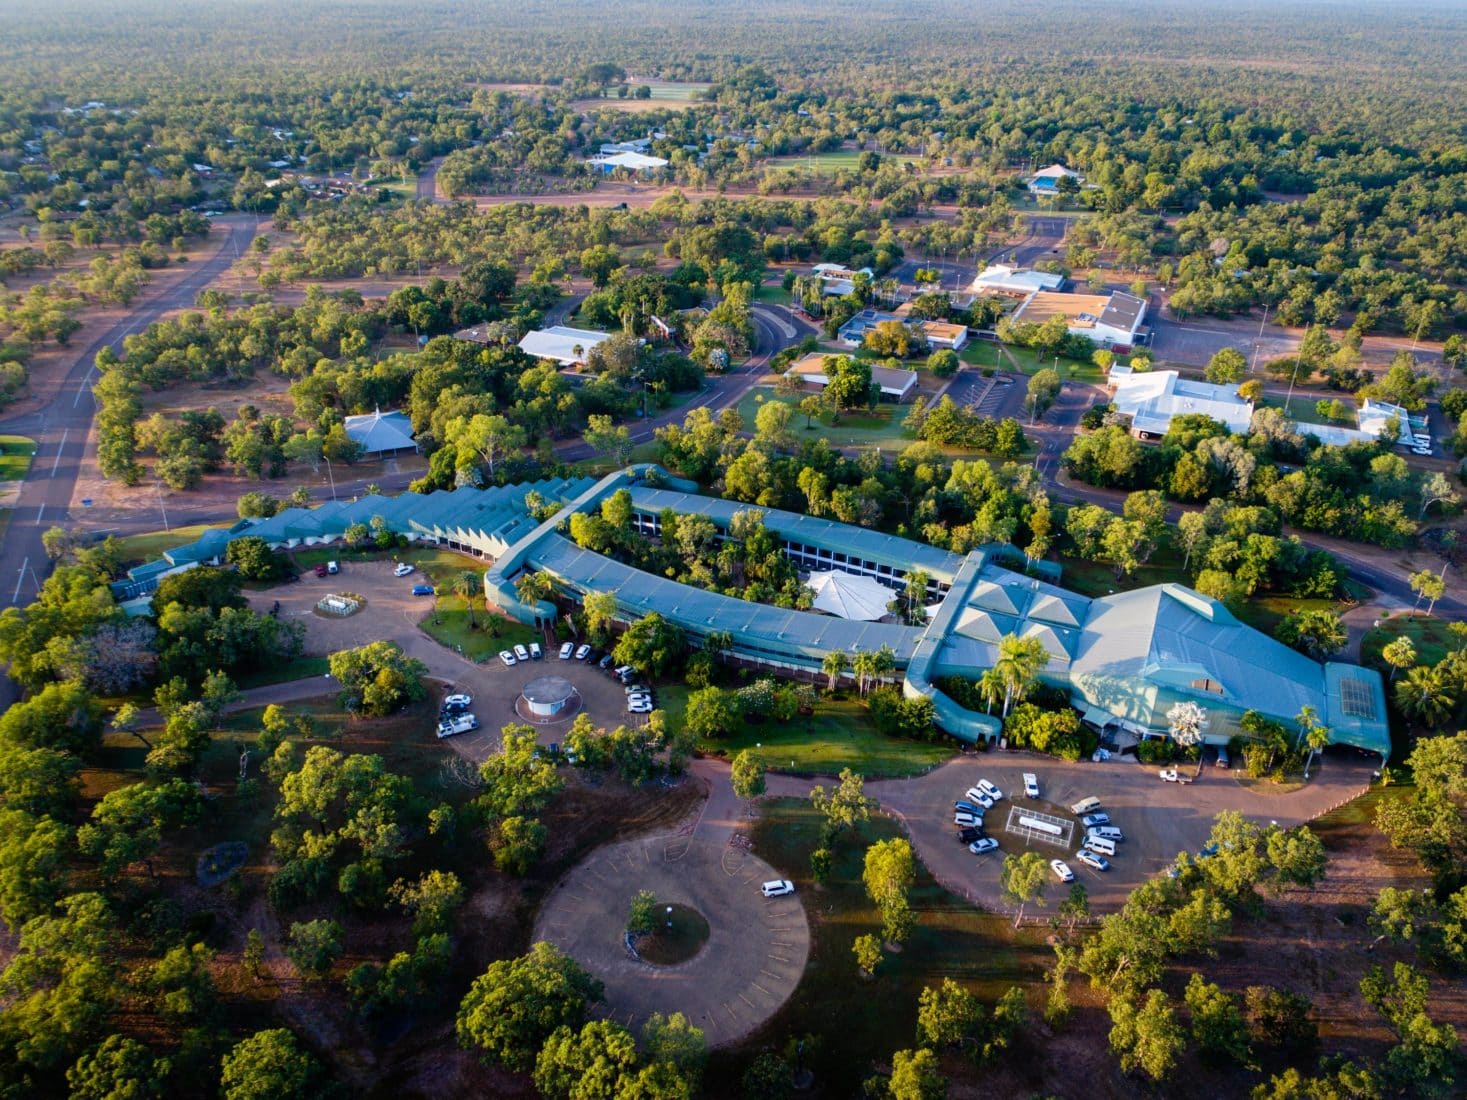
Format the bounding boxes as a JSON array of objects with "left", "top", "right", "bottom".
[{"left": 807, "top": 570, "right": 894, "bottom": 621}]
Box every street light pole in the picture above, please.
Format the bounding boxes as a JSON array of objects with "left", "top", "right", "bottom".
[
  {"left": 323, "top": 457, "right": 338, "bottom": 502},
  {"left": 156, "top": 483, "right": 170, "bottom": 532}
]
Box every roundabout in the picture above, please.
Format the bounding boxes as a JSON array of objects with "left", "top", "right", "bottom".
[
  {"left": 514, "top": 674, "right": 583, "bottom": 724},
  {"left": 533, "top": 828, "right": 811, "bottom": 1046}
]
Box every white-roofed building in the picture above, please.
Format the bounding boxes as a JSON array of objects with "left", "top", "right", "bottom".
[
  {"left": 1108, "top": 365, "right": 1254, "bottom": 439},
  {"left": 518, "top": 326, "right": 612, "bottom": 367},
  {"left": 344, "top": 408, "right": 418, "bottom": 456},
  {"left": 1027, "top": 163, "right": 1084, "bottom": 194},
  {"left": 970, "top": 264, "right": 1065, "bottom": 297},
  {"left": 807, "top": 570, "right": 894, "bottom": 621},
  {"left": 586, "top": 150, "right": 669, "bottom": 175}
]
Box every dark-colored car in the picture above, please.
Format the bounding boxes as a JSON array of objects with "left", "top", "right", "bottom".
[
  {"left": 954, "top": 800, "right": 983, "bottom": 816},
  {"left": 956, "top": 826, "right": 982, "bottom": 843},
  {"left": 411, "top": 584, "right": 435, "bottom": 596}
]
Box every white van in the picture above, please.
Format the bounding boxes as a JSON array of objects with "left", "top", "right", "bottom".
[
  {"left": 1022, "top": 773, "right": 1039, "bottom": 799},
  {"left": 1070, "top": 796, "right": 1102, "bottom": 815},
  {"left": 1082, "top": 834, "right": 1117, "bottom": 857},
  {"left": 761, "top": 880, "right": 794, "bottom": 898},
  {"left": 1088, "top": 825, "right": 1124, "bottom": 843},
  {"left": 436, "top": 713, "right": 480, "bottom": 739}
]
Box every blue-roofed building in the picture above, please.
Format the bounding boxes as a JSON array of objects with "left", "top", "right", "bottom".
[
  {"left": 344, "top": 408, "right": 417, "bottom": 457},
  {"left": 118, "top": 465, "right": 1392, "bottom": 759}
]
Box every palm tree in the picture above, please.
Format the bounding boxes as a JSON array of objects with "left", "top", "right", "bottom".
[
  {"left": 822, "top": 650, "right": 849, "bottom": 693},
  {"left": 851, "top": 651, "right": 875, "bottom": 698},
  {"left": 1395, "top": 665, "right": 1457, "bottom": 728},
  {"left": 977, "top": 668, "right": 1005, "bottom": 715},
  {"left": 870, "top": 646, "right": 897, "bottom": 692},
  {"left": 993, "top": 634, "right": 1050, "bottom": 716},
  {"left": 453, "top": 570, "right": 480, "bottom": 629},
  {"left": 1380, "top": 636, "right": 1416, "bottom": 683}
]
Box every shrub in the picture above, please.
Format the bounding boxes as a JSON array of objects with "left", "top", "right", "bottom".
[{"left": 1136, "top": 738, "right": 1176, "bottom": 764}]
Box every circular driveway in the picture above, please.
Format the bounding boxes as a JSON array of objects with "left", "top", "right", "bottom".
[{"left": 533, "top": 815, "right": 810, "bottom": 1046}]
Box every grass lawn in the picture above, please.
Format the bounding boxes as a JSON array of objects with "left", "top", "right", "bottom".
[
  {"left": 737, "top": 386, "right": 920, "bottom": 450},
  {"left": 574, "top": 440, "right": 662, "bottom": 477},
  {"left": 966, "top": 342, "right": 1103, "bottom": 383},
  {"left": 1053, "top": 553, "right": 1191, "bottom": 599},
  {"left": 1268, "top": 394, "right": 1352, "bottom": 428},
  {"left": 707, "top": 799, "right": 1049, "bottom": 1093},
  {"left": 661, "top": 682, "right": 956, "bottom": 778},
  {"left": 1360, "top": 613, "right": 1458, "bottom": 672},
  {"left": 113, "top": 523, "right": 219, "bottom": 566},
  {"left": 763, "top": 150, "right": 921, "bottom": 176},
  {"left": 636, "top": 81, "right": 711, "bottom": 101},
  {"left": 0, "top": 435, "right": 36, "bottom": 481},
  {"left": 234, "top": 655, "right": 332, "bottom": 690},
  {"left": 368, "top": 175, "right": 419, "bottom": 200},
  {"left": 420, "top": 591, "right": 540, "bottom": 662}
]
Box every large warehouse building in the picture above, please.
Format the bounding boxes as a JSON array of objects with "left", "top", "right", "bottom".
[{"left": 117, "top": 466, "right": 1390, "bottom": 758}]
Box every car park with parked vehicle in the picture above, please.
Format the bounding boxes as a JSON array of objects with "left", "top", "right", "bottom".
[
  {"left": 559, "top": 642, "right": 574, "bottom": 660},
  {"left": 498, "top": 650, "right": 516, "bottom": 667},
  {"left": 513, "top": 644, "right": 530, "bottom": 662},
  {"left": 1081, "top": 812, "right": 1111, "bottom": 828},
  {"left": 1082, "top": 834, "right": 1117, "bottom": 857},
  {"left": 575, "top": 644, "right": 592, "bottom": 661},
  {"left": 953, "top": 811, "right": 981, "bottom": 827},
  {"left": 443, "top": 693, "right": 472, "bottom": 712},
  {"left": 976, "top": 779, "right": 1003, "bottom": 801},
  {"left": 956, "top": 826, "right": 982, "bottom": 843},
  {"left": 1051, "top": 859, "right": 1075, "bottom": 883},
  {"left": 954, "top": 800, "right": 984, "bottom": 816},
  {"left": 436, "top": 713, "right": 479, "bottom": 739},
  {"left": 969, "top": 837, "right": 999, "bottom": 855},
  {"left": 1159, "top": 768, "right": 1180, "bottom": 782},
  {"left": 761, "top": 880, "right": 794, "bottom": 898},
  {"left": 1071, "top": 797, "right": 1102, "bottom": 815},
  {"left": 529, "top": 642, "right": 542, "bottom": 660},
  {"left": 393, "top": 563, "right": 415, "bottom": 577},
  {"left": 1023, "top": 773, "right": 1039, "bottom": 798},
  {"left": 411, "top": 584, "right": 434, "bottom": 596},
  {"left": 1087, "top": 825, "right": 1123, "bottom": 843},
  {"left": 1076, "top": 850, "right": 1110, "bottom": 872}
]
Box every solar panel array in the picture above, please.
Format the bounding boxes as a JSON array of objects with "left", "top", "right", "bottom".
[{"left": 1338, "top": 676, "right": 1378, "bottom": 719}]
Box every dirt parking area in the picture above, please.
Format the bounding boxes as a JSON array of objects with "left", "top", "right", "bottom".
[
  {"left": 246, "top": 562, "right": 637, "bottom": 756},
  {"left": 868, "top": 749, "right": 1377, "bottom": 913}
]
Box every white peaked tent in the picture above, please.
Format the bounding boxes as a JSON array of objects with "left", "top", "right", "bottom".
[{"left": 807, "top": 570, "right": 894, "bottom": 621}]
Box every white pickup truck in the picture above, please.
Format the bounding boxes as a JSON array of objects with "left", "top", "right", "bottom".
[{"left": 436, "top": 713, "right": 480, "bottom": 739}]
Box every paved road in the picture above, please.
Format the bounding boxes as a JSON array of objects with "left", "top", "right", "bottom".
[
  {"left": 415, "top": 157, "right": 446, "bottom": 203},
  {"left": 0, "top": 217, "right": 261, "bottom": 611}
]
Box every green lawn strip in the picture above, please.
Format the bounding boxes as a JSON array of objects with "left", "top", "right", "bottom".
[
  {"left": 0, "top": 435, "right": 36, "bottom": 481},
  {"left": 707, "top": 798, "right": 1047, "bottom": 1093},
  {"left": 113, "top": 522, "right": 218, "bottom": 566},
  {"left": 662, "top": 682, "right": 955, "bottom": 778},
  {"left": 1234, "top": 594, "right": 1342, "bottom": 636},
  {"left": 1267, "top": 394, "right": 1351, "bottom": 428},
  {"left": 574, "top": 440, "right": 662, "bottom": 477},
  {"left": 1360, "top": 613, "right": 1456, "bottom": 671}
]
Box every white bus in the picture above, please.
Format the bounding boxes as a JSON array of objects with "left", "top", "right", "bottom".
[{"left": 1017, "top": 815, "right": 1064, "bottom": 837}]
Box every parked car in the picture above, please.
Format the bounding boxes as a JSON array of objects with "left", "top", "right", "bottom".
[
  {"left": 1023, "top": 773, "right": 1039, "bottom": 799},
  {"left": 498, "top": 650, "right": 516, "bottom": 668},
  {"left": 1071, "top": 797, "right": 1102, "bottom": 815},
  {"left": 1050, "top": 859, "right": 1075, "bottom": 883},
  {"left": 1159, "top": 768, "right": 1180, "bottom": 782},
  {"left": 513, "top": 644, "right": 530, "bottom": 662},
  {"left": 411, "top": 584, "right": 434, "bottom": 596},
  {"left": 1083, "top": 834, "right": 1117, "bottom": 856},
  {"left": 976, "top": 779, "right": 1003, "bottom": 801},
  {"left": 1081, "top": 812, "right": 1111, "bottom": 828},
  {"left": 1087, "top": 826, "right": 1124, "bottom": 843},
  {"left": 614, "top": 665, "right": 634, "bottom": 679},
  {"left": 628, "top": 700, "right": 654, "bottom": 714},
  {"left": 1076, "top": 851, "right": 1110, "bottom": 872},
  {"left": 436, "top": 714, "right": 479, "bottom": 739},
  {"left": 956, "top": 826, "right": 982, "bottom": 843},
  {"left": 559, "top": 642, "right": 575, "bottom": 660},
  {"left": 1215, "top": 747, "right": 1230, "bottom": 769},
  {"left": 953, "top": 812, "right": 981, "bottom": 827},
  {"left": 314, "top": 563, "right": 329, "bottom": 578},
  {"left": 626, "top": 684, "right": 651, "bottom": 697},
  {"left": 393, "top": 563, "right": 415, "bottom": 577},
  {"left": 598, "top": 654, "right": 615, "bottom": 670},
  {"left": 575, "top": 644, "right": 592, "bottom": 661},
  {"left": 761, "top": 880, "right": 795, "bottom": 898},
  {"left": 969, "top": 837, "right": 999, "bottom": 855},
  {"left": 443, "top": 693, "right": 472, "bottom": 711},
  {"left": 627, "top": 693, "right": 654, "bottom": 707},
  {"left": 954, "top": 800, "right": 984, "bottom": 816},
  {"left": 529, "top": 642, "right": 543, "bottom": 660},
  {"left": 326, "top": 561, "right": 339, "bottom": 575}
]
